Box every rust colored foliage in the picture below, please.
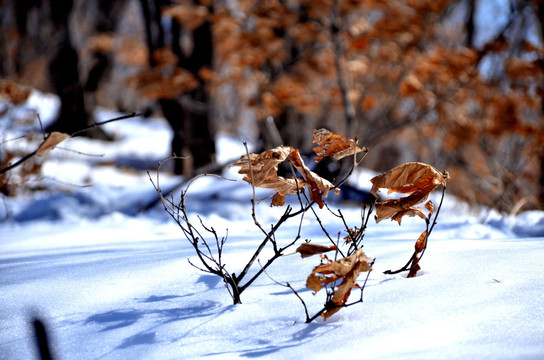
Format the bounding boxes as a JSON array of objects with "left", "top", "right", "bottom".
[
  {"left": 306, "top": 249, "right": 373, "bottom": 320},
  {"left": 233, "top": 145, "right": 304, "bottom": 206},
  {"left": 296, "top": 243, "right": 338, "bottom": 258},
  {"left": 370, "top": 162, "right": 450, "bottom": 224},
  {"left": 233, "top": 128, "right": 362, "bottom": 207},
  {"left": 312, "top": 128, "right": 366, "bottom": 163}
]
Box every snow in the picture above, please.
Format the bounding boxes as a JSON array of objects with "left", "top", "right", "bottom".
[{"left": 1, "top": 95, "right": 544, "bottom": 359}]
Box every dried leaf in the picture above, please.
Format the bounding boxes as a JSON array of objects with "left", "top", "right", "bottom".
[
  {"left": 312, "top": 128, "right": 366, "bottom": 163},
  {"left": 407, "top": 257, "right": 421, "bottom": 278},
  {"left": 233, "top": 146, "right": 292, "bottom": 186},
  {"left": 306, "top": 248, "right": 372, "bottom": 294},
  {"left": 36, "top": 132, "right": 70, "bottom": 157},
  {"left": 414, "top": 230, "right": 427, "bottom": 253},
  {"left": 296, "top": 243, "right": 338, "bottom": 258},
  {"left": 232, "top": 146, "right": 305, "bottom": 206},
  {"left": 271, "top": 192, "right": 287, "bottom": 207},
  {"left": 425, "top": 200, "right": 434, "bottom": 219},
  {"left": 305, "top": 249, "right": 372, "bottom": 320},
  {"left": 370, "top": 162, "right": 449, "bottom": 224},
  {"left": 390, "top": 207, "right": 427, "bottom": 225},
  {"left": 343, "top": 227, "right": 361, "bottom": 243},
  {"left": 290, "top": 149, "right": 339, "bottom": 208},
  {"left": 370, "top": 162, "right": 447, "bottom": 196}
]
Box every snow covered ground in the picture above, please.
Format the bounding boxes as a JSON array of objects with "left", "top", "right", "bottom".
[{"left": 1, "top": 96, "right": 544, "bottom": 359}]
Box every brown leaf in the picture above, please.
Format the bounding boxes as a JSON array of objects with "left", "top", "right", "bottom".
[
  {"left": 312, "top": 128, "right": 366, "bottom": 163},
  {"left": 233, "top": 146, "right": 292, "bottom": 186},
  {"left": 271, "top": 192, "right": 287, "bottom": 207},
  {"left": 370, "top": 162, "right": 448, "bottom": 196},
  {"left": 306, "top": 248, "right": 372, "bottom": 293},
  {"left": 290, "top": 149, "right": 339, "bottom": 208},
  {"left": 425, "top": 200, "right": 434, "bottom": 219},
  {"left": 296, "top": 243, "right": 338, "bottom": 258},
  {"left": 36, "top": 132, "right": 70, "bottom": 157},
  {"left": 414, "top": 230, "right": 427, "bottom": 253},
  {"left": 390, "top": 207, "right": 427, "bottom": 225},
  {"left": 370, "top": 162, "right": 449, "bottom": 224},
  {"left": 343, "top": 227, "right": 361, "bottom": 243},
  {"left": 232, "top": 146, "right": 305, "bottom": 206},
  {"left": 305, "top": 249, "right": 372, "bottom": 320},
  {"left": 407, "top": 257, "right": 421, "bottom": 278}
]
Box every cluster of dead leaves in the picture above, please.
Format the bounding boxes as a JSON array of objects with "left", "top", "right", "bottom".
[
  {"left": 296, "top": 243, "right": 373, "bottom": 320},
  {"left": 370, "top": 162, "right": 450, "bottom": 225},
  {"left": 233, "top": 132, "right": 450, "bottom": 317},
  {"left": 233, "top": 129, "right": 365, "bottom": 207},
  {"left": 371, "top": 162, "right": 449, "bottom": 278}
]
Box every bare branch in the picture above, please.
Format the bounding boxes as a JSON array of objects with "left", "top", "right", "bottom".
[
  {"left": 1, "top": 112, "right": 142, "bottom": 176},
  {"left": 383, "top": 184, "right": 447, "bottom": 276}
]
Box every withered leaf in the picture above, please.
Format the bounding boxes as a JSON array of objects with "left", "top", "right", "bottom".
[
  {"left": 425, "top": 200, "right": 435, "bottom": 219},
  {"left": 290, "top": 149, "right": 339, "bottom": 208},
  {"left": 370, "top": 162, "right": 448, "bottom": 196},
  {"left": 343, "top": 227, "right": 361, "bottom": 243},
  {"left": 312, "top": 128, "right": 366, "bottom": 163},
  {"left": 36, "top": 132, "right": 70, "bottom": 157},
  {"left": 233, "top": 146, "right": 292, "bottom": 186},
  {"left": 306, "top": 249, "right": 372, "bottom": 293},
  {"left": 296, "top": 243, "right": 338, "bottom": 258},
  {"left": 305, "top": 248, "right": 372, "bottom": 320},
  {"left": 233, "top": 146, "right": 304, "bottom": 206},
  {"left": 407, "top": 257, "right": 421, "bottom": 278},
  {"left": 370, "top": 162, "right": 449, "bottom": 224},
  {"left": 414, "top": 230, "right": 427, "bottom": 253}
]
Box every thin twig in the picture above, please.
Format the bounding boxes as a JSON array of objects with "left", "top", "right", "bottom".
[
  {"left": 70, "top": 112, "right": 143, "bottom": 137},
  {"left": 37, "top": 113, "right": 46, "bottom": 140},
  {"left": 383, "top": 184, "right": 447, "bottom": 275},
  {"left": 0, "top": 112, "right": 142, "bottom": 176},
  {"left": 55, "top": 147, "right": 105, "bottom": 157}
]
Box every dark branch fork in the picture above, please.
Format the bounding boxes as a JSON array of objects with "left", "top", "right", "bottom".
[
  {"left": 149, "top": 135, "right": 368, "bottom": 311},
  {"left": 149, "top": 147, "right": 314, "bottom": 304}
]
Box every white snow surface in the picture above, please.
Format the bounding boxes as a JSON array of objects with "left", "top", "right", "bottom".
[{"left": 1, "top": 101, "right": 544, "bottom": 359}]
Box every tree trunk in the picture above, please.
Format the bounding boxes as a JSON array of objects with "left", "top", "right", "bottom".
[
  {"left": 139, "top": 0, "right": 215, "bottom": 175},
  {"left": 46, "top": 37, "right": 88, "bottom": 135},
  {"left": 44, "top": 0, "right": 91, "bottom": 136}
]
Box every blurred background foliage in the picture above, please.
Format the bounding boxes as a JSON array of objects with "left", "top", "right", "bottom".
[{"left": 1, "top": 0, "right": 543, "bottom": 213}]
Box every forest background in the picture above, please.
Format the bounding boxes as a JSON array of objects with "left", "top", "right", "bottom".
[{"left": 1, "top": 0, "right": 543, "bottom": 214}]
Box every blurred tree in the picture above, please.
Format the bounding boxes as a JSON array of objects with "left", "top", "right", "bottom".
[
  {"left": 134, "top": 0, "right": 216, "bottom": 174},
  {"left": 46, "top": 0, "right": 89, "bottom": 135},
  {"left": 1, "top": 0, "right": 127, "bottom": 138},
  {"left": 1, "top": 0, "right": 543, "bottom": 211},
  {"left": 210, "top": 0, "right": 543, "bottom": 212}
]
